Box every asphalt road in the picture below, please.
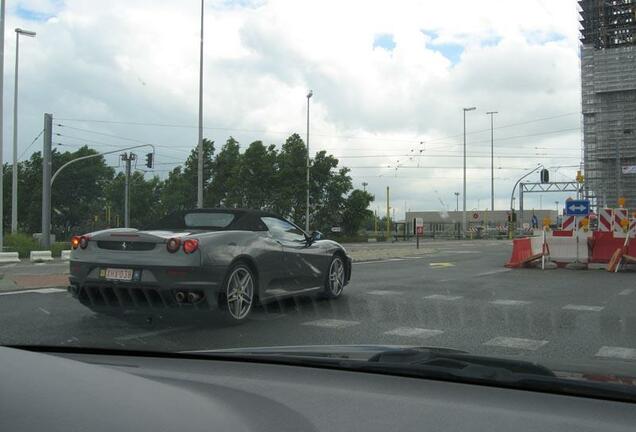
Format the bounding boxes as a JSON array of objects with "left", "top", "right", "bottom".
[{"left": 1, "top": 240, "right": 636, "bottom": 369}]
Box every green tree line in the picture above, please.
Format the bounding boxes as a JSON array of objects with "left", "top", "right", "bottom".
[{"left": 2, "top": 133, "right": 374, "bottom": 239}]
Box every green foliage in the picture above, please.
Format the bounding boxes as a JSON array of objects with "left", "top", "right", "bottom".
[
  {"left": 5, "top": 134, "right": 373, "bottom": 243},
  {"left": 51, "top": 242, "right": 70, "bottom": 258},
  {"left": 4, "top": 233, "right": 40, "bottom": 258}
]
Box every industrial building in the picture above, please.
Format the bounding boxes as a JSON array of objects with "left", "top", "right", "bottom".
[
  {"left": 404, "top": 210, "right": 556, "bottom": 238},
  {"left": 580, "top": 0, "right": 636, "bottom": 208}
]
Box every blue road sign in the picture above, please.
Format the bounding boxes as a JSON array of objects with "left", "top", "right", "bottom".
[{"left": 564, "top": 199, "right": 590, "bottom": 216}]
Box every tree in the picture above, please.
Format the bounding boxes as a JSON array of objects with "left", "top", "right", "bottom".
[
  {"left": 160, "top": 139, "right": 214, "bottom": 212},
  {"left": 238, "top": 141, "right": 278, "bottom": 210},
  {"left": 341, "top": 189, "right": 374, "bottom": 235},
  {"left": 207, "top": 137, "right": 242, "bottom": 207},
  {"left": 274, "top": 134, "right": 309, "bottom": 224},
  {"left": 106, "top": 172, "right": 163, "bottom": 228}
]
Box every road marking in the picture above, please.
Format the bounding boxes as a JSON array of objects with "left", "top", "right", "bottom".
[
  {"left": 429, "top": 262, "right": 455, "bottom": 268},
  {"left": 115, "top": 326, "right": 192, "bottom": 341},
  {"left": 618, "top": 289, "right": 634, "bottom": 296},
  {"left": 596, "top": 346, "right": 636, "bottom": 361},
  {"left": 477, "top": 269, "right": 512, "bottom": 277},
  {"left": 354, "top": 258, "right": 405, "bottom": 265},
  {"left": 444, "top": 251, "right": 480, "bottom": 254},
  {"left": 38, "top": 307, "right": 51, "bottom": 315},
  {"left": 384, "top": 327, "right": 443, "bottom": 338},
  {"left": 424, "top": 294, "right": 462, "bottom": 301},
  {"left": 484, "top": 337, "right": 548, "bottom": 351},
  {"left": 402, "top": 256, "right": 426, "bottom": 259},
  {"left": 301, "top": 319, "right": 360, "bottom": 329},
  {"left": 490, "top": 300, "right": 531, "bottom": 306},
  {"left": 367, "top": 290, "right": 403, "bottom": 296},
  {"left": 0, "top": 287, "right": 66, "bottom": 296},
  {"left": 562, "top": 304, "right": 604, "bottom": 312}
]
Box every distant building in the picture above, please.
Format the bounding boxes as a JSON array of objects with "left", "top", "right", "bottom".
[
  {"left": 404, "top": 210, "right": 556, "bottom": 236},
  {"left": 580, "top": 0, "right": 636, "bottom": 208}
]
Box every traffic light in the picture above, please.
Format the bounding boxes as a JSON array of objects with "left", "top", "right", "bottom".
[
  {"left": 540, "top": 168, "right": 549, "bottom": 183},
  {"left": 145, "top": 152, "right": 154, "bottom": 169}
]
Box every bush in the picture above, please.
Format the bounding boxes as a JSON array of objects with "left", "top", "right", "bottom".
[
  {"left": 51, "top": 242, "right": 71, "bottom": 257},
  {"left": 4, "top": 233, "right": 40, "bottom": 258}
]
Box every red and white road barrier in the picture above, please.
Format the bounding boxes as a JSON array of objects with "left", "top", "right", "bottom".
[
  {"left": 599, "top": 208, "right": 613, "bottom": 232},
  {"left": 614, "top": 208, "right": 629, "bottom": 238},
  {"left": 562, "top": 215, "right": 575, "bottom": 231}
]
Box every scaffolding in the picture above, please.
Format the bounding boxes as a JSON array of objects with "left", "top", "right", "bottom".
[{"left": 580, "top": 0, "right": 636, "bottom": 208}]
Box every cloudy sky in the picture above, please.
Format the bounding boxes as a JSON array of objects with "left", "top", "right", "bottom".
[{"left": 4, "top": 0, "right": 583, "bottom": 218}]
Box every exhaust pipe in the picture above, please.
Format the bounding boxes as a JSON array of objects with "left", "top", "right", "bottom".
[
  {"left": 187, "top": 292, "right": 201, "bottom": 303},
  {"left": 175, "top": 291, "right": 185, "bottom": 303}
]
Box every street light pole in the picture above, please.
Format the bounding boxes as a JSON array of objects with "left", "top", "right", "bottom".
[
  {"left": 486, "top": 111, "right": 497, "bottom": 213},
  {"left": 305, "top": 90, "right": 313, "bottom": 233},
  {"left": 196, "top": 0, "right": 204, "bottom": 208},
  {"left": 11, "top": 28, "right": 36, "bottom": 233},
  {"left": 462, "top": 107, "right": 476, "bottom": 238},
  {"left": 0, "top": 0, "right": 6, "bottom": 250}
]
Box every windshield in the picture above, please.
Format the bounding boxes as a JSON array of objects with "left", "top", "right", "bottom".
[{"left": 1, "top": 0, "right": 635, "bottom": 402}]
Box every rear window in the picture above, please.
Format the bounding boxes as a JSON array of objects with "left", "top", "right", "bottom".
[{"left": 184, "top": 212, "right": 235, "bottom": 228}]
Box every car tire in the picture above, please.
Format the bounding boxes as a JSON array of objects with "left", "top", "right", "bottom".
[
  {"left": 322, "top": 255, "right": 346, "bottom": 299},
  {"left": 218, "top": 262, "right": 256, "bottom": 322}
]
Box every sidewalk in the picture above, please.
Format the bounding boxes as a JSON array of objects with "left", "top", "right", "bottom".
[{"left": 0, "top": 262, "right": 70, "bottom": 292}]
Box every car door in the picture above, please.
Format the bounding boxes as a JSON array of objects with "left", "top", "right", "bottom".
[{"left": 261, "top": 217, "right": 324, "bottom": 291}]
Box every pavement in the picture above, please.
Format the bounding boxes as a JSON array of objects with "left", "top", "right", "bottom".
[{"left": 1, "top": 239, "right": 636, "bottom": 371}]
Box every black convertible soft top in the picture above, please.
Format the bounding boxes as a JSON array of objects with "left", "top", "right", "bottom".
[{"left": 146, "top": 208, "right": 282, "bottom": 232}]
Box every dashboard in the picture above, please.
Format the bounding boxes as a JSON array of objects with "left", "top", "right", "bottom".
[{"left": 1, "top": 346, "right": 634, "bottom": 432}]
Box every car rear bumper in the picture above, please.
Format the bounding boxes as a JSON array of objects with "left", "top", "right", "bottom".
[{"left": 68, "top": 261, "right": 224, "bottom": 312}]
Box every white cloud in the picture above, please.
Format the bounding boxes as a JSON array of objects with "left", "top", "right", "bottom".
[{"left": 3, "top": 0, "right": 583, "bottom": 216}]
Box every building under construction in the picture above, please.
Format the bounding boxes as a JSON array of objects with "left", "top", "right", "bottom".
[{"left": 580, "top": 0, "right": 636, "bottom": 208}]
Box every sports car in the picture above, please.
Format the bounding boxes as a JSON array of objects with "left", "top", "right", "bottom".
[{"left": 68, "top": 208, "right": 352, "bottom": 321}]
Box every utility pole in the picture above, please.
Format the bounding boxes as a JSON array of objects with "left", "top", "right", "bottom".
[
  {"left": 462, "top": 107, "right": 476, "bottom": 238},
  {"left": 41, "top": 113, "right": 52, "bottom": 249},
  {"left": 0, "top": 0, "right": 6, "bottom": 249},
  {"left": 121, "top": 153, "right": 136, "bottom": 228},
  {"left": 486, "top": 111, "right": 497, "bottom": 212},
  {"left": 305, "top": 90, "right": 313, "bottom": 232},
  {"left": 196, "top": 0, "right": 204, "bottom": 208},
  {"left": 386, "top": 186, "right": 390, "bottom": 239}
]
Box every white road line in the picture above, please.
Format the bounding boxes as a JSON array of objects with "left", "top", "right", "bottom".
[
  {"left": 0, "top": 287, "right": 66, "bottom": 296},
  {"left": 384, "top": 327, "right": 443, "bottom": 338},
  {"left": 301, "top": 319, "right": 360, "bottom": 329},
  {"left": 367, "top": 290, "right": 403, "bottom": 296},
  {"left": 484, "top": 337, "right": 548, "bottom": 351},
  {"left": 115, "top": 326, "right": 192, "bottom": 341},
  {"left": 596, "top": 346, "right": 636, "bottom": 361},
  {"left": 490, "top": 300, "right": 532, "bottom": 306},
  {"left": 562, "top": 304, "right": 604, "bottom": 312},
  {"left": 424, "top": 294, "right": 463, "bottom": 301},
  {"left": 38, "top": 307, "right": 51, "bottom": 315},
  {"left": 618, "top": 289, "right": 634, "bottom": 296},
  {"left": 477, "top": 269, "right": 512, "bottom": 277},
  {"left": 354, "top": 258, "right": 405, "bottom": 265}
]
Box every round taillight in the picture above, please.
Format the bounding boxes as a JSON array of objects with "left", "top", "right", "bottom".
[
  {"left": 79, "top": 236, "right": 90, "bottom": 249},
  {"left": 167, "top": 238, "right": 181, "bottom": 253},
  {"left": 71, "top": 236, "right": 81, "bottom": 249},
  {"left": 183, "top": 239, "right": 199, "bottom": 254}
]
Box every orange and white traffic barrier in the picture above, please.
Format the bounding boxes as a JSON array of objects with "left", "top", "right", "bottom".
[
  {"left": 599, "top": 208, "right": 613, "bottom": 232},
  {"left": 614, "top": 208, "right": 629, "bottom": 238},
  {"left": 562, "top": 215, "right": 575, "bottom": 231},
  {"left": 546, "top": 230, "right": 588, "bottom": 268}
]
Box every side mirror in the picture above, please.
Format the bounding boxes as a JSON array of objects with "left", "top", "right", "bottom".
[{"left": 307, "top": 230, "right": 323, "bottom": 243}]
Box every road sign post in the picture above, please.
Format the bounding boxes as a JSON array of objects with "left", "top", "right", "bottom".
[{"left": 414, "top": 217, "right": 423, "bottom": 249}]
